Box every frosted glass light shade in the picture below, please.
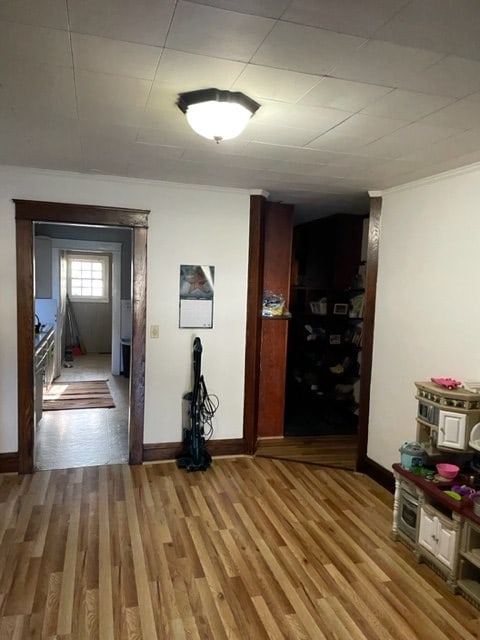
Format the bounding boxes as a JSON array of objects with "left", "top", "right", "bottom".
[
  {"left": 177, "top": 89, "right": 260, "bottom": 143},
  {"left": 186, "top": 101, "right": 253, "bottom": 141}
]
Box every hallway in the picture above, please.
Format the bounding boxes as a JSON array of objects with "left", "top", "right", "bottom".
[{"left": 34, "top": 353, "right": 129, "bottom": 470}]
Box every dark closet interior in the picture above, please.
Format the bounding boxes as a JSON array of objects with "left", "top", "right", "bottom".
[{"left": 285, "top": 214, "right": 368, "bottom": 436}]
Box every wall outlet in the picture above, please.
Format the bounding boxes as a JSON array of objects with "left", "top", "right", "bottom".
[{"left": 150, "top": 325, "right": 159, "bottom": 339}]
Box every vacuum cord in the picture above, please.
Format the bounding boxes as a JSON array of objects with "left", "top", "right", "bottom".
[{"left": 199, "top": 376, "right": 219, "bottom": 440}]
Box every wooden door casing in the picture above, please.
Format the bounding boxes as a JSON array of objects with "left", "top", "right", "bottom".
[{"left": 15, "top": 200, "right": 149, "bottom": 473}]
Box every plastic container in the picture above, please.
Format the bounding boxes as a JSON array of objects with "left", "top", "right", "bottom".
[
  {"left": 399, "top": 441, "right": 426, "bottom": 471},
  {"left": 436, "top": 463, "right": 459, "bottom": 480}
]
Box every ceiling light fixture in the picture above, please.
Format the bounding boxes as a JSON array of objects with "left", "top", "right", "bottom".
[{"left": 177, "top": 88, "right": 260, "bottom": 144}]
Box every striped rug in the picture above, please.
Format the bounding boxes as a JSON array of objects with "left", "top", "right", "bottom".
[{"left": 42, "top": 380, "right": 115, "bottom": 411}]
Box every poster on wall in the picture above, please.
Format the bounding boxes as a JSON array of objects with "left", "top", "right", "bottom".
[{"left": 179, "top": 264, "right": 215, "bottom": 328}]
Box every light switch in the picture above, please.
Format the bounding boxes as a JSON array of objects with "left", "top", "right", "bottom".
[{"left": 150, "top": 325, "right": 159, "bottom": 339}]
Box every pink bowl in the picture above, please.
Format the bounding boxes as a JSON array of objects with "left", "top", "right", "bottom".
[{"left": 436, "top": 463, "right": 460, "bottom": 480}]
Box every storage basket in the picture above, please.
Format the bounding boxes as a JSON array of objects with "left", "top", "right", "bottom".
[{"left": 469, "top": 423, "right": 480, "bottom": 452}]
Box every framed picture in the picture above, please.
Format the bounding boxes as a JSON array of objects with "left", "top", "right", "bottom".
[
  {"left": 329, "top": 334, "right": 341, "bottom": 345},
  {"left": 333, "top": 302, "right": 348, "bottom": 315}
]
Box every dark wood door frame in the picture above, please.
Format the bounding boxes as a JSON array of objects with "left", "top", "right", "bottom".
[
  {"left": 243, "top": 194, "right": 382, "bottom": 471},
  {"left": 15, "top": 199, "right": 149, "bottom": 474},
  {"left": 356, "top": 195, "right": 382, "bottom": 474},
  {"left": 243, "top": 195, "right": 266, "bottom": 455}
]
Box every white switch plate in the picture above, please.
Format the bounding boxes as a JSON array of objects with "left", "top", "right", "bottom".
[{"left": 150, "top": 325, "right": 159, "bottom": 339}]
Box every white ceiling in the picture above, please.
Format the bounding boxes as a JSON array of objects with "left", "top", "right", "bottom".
[{"left": 3, "top": 1, "right": 480, "bottom": 223}]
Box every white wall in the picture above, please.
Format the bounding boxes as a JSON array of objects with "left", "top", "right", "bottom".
[
  {"left": 0, "top": 166, "right": 250, "bottom": 452},
  {"left": 369, "top": 163, "right": 480, "bottom": 469}
]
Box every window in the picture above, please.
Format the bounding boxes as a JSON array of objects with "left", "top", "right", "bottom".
[{"left": 67, "top": 253, "right": 110, "bottom": 303}]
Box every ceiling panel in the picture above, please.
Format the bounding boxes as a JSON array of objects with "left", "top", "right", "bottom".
[
  {"left": 166, "top": 2, "right": 274, "bottom": 61},
  {"left": 419, "top": 98, "right": 480, "bottom": 130},
  {"left": 360, "top": 122, "right": 462, "bottom": 158},
  {"left": 0, "top": 64, "right": 77, "bottom": 119},
  {"left": 251, "top": 21, "right": 366, "bottom": 75},
  {"left": 0, "top": 20, "right": 71, "bottom": 67},
  {"left": 252, "top": 102, "right": 351, "bottom": 133},
  {"left": 240, "top": 142, "right": 343, "bottom": 164},
  {"left": 299, "top": 77, "right": 393, "bottom": 113},
  {"left": 242, "top": 122, "right": 327, "bottom": 147},
  {"left": 71, "top": 34, "right": 161, "bottom": 80},
  {"left": 67, "top": 0, "right": 176, "bottom": 46},
  {"left": 76, "top": 70, "right": 152, "bottom": 111},
  {"left": 0, "top": 0, "right": 68, "bottom": 29},
  {"left": 25, "top": 119, "right": 83, "bottom": 170},
  {"left": 1, "top": 1, "right": 480, "bottom": 221},
  {"left": 154, "top": 50, "right": 245, "bottom": 90},
  {"left": 331, "top": 39, "right": 443, "bottom": 88},
  {"left": 396, "top": 55, "right": 480, "bottom": 98},
  {"left": 185, "top": 0, "right": 291, "bottom": 19},
  {"left": 283, "top": 0, "right": 411, "bottom": 37},
  {"left": 361, "top": 89, "right": 455, "bottom": 120},
  {"left": 80, "top": 134, "right": 133, "bottom": 175},
  {"left": 231, "top": 65, "right": 321, "bottom": 103},
  {"left": 373, "top": 0, "right": 480, "bottom": 60},
  {"left": 400, "top": 129, "right": 480, "bottom": 164},
  {"left": 321, "top": 113, "right": 407, "bottom": 143},
  {"left": 137, "top": 124, "right": 198, "bottom": 148}
]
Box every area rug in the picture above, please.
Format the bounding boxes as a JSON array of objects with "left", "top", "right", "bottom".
[{"left": 42, "top": 380, "right": 115, "bottom": 411}]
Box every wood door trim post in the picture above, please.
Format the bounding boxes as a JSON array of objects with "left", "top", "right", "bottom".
[
  {"left": 243, "top": 195, "right": 266, "bottom": 455},
  {"left": 356, "top": 195, "right": 382, "bottom": 470}
]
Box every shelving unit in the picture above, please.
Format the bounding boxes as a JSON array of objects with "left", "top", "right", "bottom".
[
  {"left": 285, "top": 214, "right": 367, "bottom": 436},
  {"left": 458, "top": 519, "right": 480, "bottom": 604}
]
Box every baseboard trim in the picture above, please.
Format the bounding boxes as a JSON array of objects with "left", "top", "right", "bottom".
[
  {"left": 357, "top": 455, "right": 394, "bottom": 493},
  {"left": 0, "top": 452, "right": 19, "bottom": 474},
  {"left": 143, "top": 438, "right": 245, "bottom": 462}
]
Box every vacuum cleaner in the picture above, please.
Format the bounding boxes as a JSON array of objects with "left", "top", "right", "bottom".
[{"left": 177, "top": 337, "right": 216, "bottom": 471}]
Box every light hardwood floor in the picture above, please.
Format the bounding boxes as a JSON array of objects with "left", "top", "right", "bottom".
[
  {"left": 255, "top": 435, "right": 358, "bottom": 470},
  {"left": 1, "top": 457, "right": 479, "bottom": 639}
]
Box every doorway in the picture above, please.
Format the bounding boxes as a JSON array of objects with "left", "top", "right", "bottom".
[
  {"left": 284, "top": 213, "right": 368, "bottom": 440},
  {"left": 15, "top": 199, "right": 149, "bottom": 474},
  {"left": 244, "top": 194, "right": 381, "bottom": 473},
  {"left": 33, "top": 224, "right": 132, "bottom": 470}
]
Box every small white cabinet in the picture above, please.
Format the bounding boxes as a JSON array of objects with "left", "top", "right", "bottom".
[
  {"left": 418, "top": 505, "right": 457, "bottom": 570},
  {"left": 437, "top": 410, "right": 467, "bottom": 450},
  {"left": 415, "top": 501, "right": 461, "bottom": 591}
]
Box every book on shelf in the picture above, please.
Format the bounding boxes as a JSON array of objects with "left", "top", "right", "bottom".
[
  {"left": 343, "top": 322, "right": 363, "bottom": 346},
  {"left": 351, "top": 323, "right": 363, "bottom": 347}
]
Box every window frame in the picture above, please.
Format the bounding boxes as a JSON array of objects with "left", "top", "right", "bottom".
[{"left": 67, "top": 252, "right": 111, "bottom": 303}]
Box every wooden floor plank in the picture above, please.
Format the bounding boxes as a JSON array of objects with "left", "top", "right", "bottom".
[
  {"left": 121, "top": 466, "right": 158, "bottom": 640},
  {"left": 255, "top": 434, "right": 358, "bottom": 470},
  {"left": 1, "top": 457, "right": 479, "bottom": 638},
  {"left": 98, "top": 467, "right": 114, "bottom": 640}
]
